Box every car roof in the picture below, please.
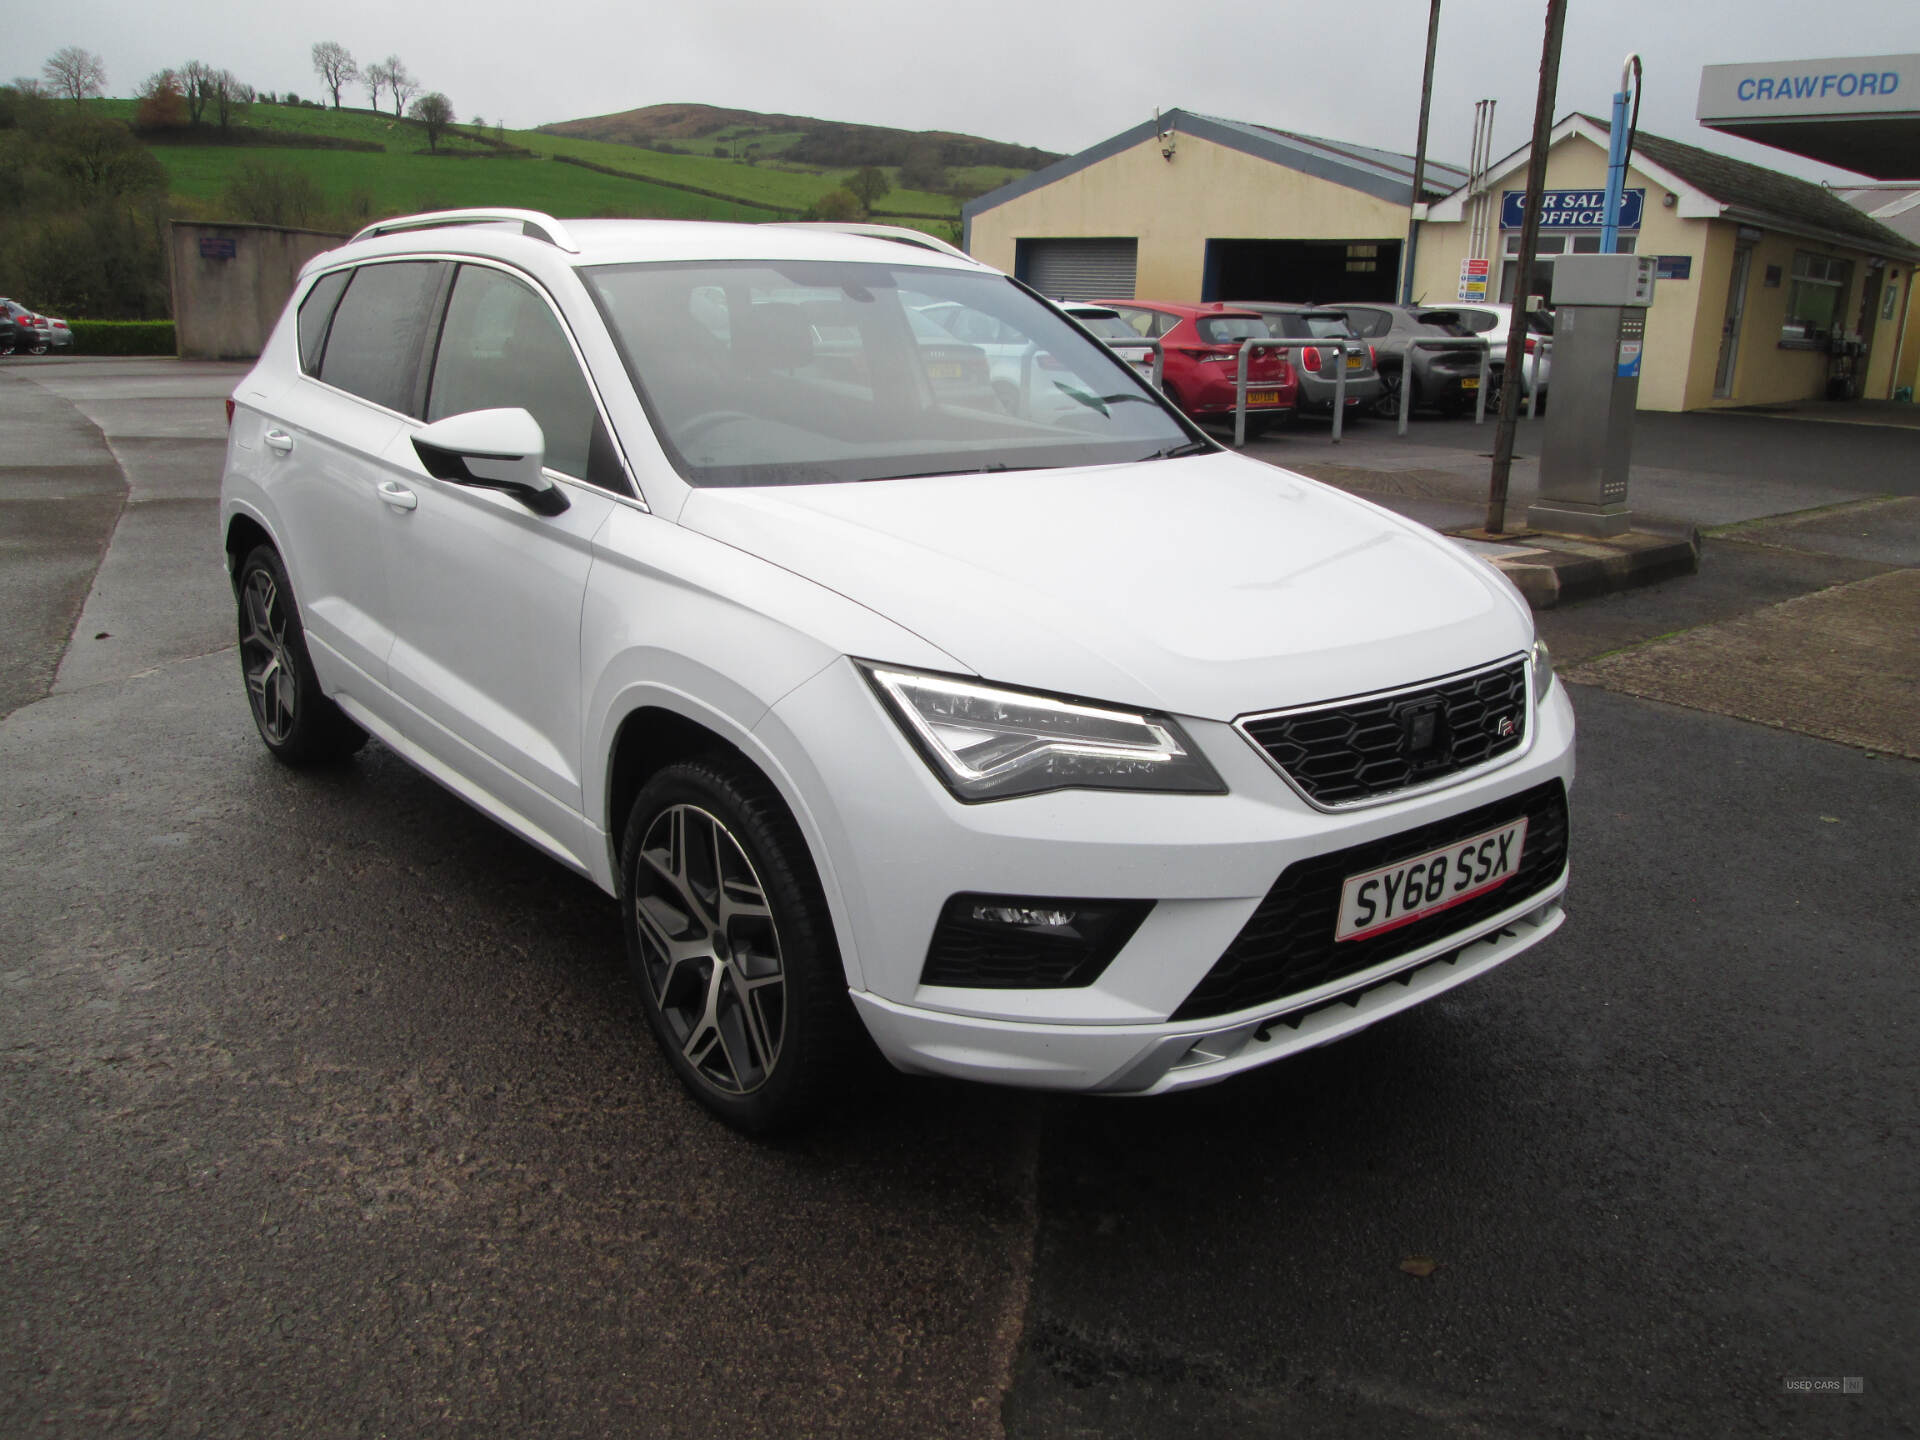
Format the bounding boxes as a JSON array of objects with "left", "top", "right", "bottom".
[
  {"left": 1090, "top": 299, "right": 1264, "bottom": 320},
  {"left": 308, "top": 213, "right": 990, "bottom": 282}
]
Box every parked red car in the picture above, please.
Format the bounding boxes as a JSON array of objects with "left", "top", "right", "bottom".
[{"left": 1093, "top": 300, "right": 1298, "bottom": 432}]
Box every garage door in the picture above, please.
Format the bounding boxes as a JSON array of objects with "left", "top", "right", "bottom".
[{"left": 1015, "top": 239, "right": 1139, "bottom": 300}]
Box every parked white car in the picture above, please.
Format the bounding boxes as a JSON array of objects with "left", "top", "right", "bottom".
[
  {"left": 220, "top": 209, "right": 1574, "bottom": 1131},
  {"left": 1441, "top": 302, "right": 1554, "bottom": 404}
]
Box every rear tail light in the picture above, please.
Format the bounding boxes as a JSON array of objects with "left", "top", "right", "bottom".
[
  {"left": 225, "top": 397, "right": 235, "bottom": 427},
  {"left": 1301, "top": 346, "right": 1321, "bottom": 371},
  {"left": 1525, "top": 337, "right": 1538, "bottom": 354},
  {"left": 1368, "top": 343, "right": 1377, "bottom": 366}
]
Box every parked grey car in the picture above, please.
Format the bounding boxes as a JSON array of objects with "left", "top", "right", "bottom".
[
  {"left": 0, "top": 299, "right": 32, "bottom": 356},
  {"left": 1327, "top": 303, "right": 1504, "bottom": 418},
  {"left": 1231, "top": 303, "right": 1382, "bottom": 419}
]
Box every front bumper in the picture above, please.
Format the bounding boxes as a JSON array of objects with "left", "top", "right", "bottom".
[{"left": 762, "top": 660, "right": 1577, "bottom": 1093}]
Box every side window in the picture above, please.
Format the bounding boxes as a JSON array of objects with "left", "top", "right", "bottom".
[
  {"left": 427, "top": 265, "right": 614, "bottom": 487},
  {"left": 297, "top": 270, "right": 350, "bottom": 375},
  {"left": 318, "top": 261, "right": 446, "bottom": 414}
]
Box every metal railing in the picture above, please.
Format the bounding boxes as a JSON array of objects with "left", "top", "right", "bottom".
[
  {"left": 1395, "top": 337, "right": 1494, "bottom": 436},
  {"left": 1523, "top": 337, "right": 1551, "bottom": 418},
  {"left": 1232, "top": 337, "right": 1292, "bottom": 448}
]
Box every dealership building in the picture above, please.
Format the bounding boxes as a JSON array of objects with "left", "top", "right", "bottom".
[{"left": 964, "top": 55, "right": 1920, "bottom": 410}]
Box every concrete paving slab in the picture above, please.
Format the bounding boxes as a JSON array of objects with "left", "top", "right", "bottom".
[
  {"left": 52, "top": 499, "right": 231, "bottom": 694},
  {"left": 104, "top": 437, "right": 227, "bottom": 503},
  {"left": 1565, "top": 569, "right": 1920, "bottom": 758},
  {"left": 1714, "top": 495, "right": 1920, "bottom": 569},
  {"left": 44, "top": 397, "right": 231, "bottom": 440},
  {"left": 0, "top": 497, "right": 125, "bottom": 719}
]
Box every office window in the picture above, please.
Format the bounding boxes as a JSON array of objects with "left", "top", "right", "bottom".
[{"left": 1781, "top": 251, "right": 1852, "bottom": 348}]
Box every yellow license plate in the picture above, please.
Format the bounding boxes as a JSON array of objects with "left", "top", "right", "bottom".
[
  {"left": 1346, "top": 354, "right": 1363, "bottom": 369},
  {"left": 926, "top": 363, "right": 964, "bottom": 380},
  {"left": 1246, "top": 388, "right": 1279, "bottom": 405},
  {"left": 1461, "top": 377, "right": 1480, "bottom": 390}
]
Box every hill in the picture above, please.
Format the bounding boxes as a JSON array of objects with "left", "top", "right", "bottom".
[{"left": 539, "top": 102, "right": 1060, "bottom": 174}]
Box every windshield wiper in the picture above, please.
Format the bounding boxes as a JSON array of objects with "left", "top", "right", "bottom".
[
  {"left": 1149, "top": 440, "right": 1213, "bottom": 460},
  {"left": 870, "top": 461, "right": 1046, "bottom": 482}
]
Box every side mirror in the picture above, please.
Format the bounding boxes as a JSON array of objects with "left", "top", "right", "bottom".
[{"left": 411, "top": 408, "right": 568, "bottom": 516}]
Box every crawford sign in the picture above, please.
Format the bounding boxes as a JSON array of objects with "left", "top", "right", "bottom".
[
  {"left": 1700, "top": 54, "right": 1917, "bottom": 119},
  {"left": 1501, "top": 189, "right": 1644, "bottom": 231}
]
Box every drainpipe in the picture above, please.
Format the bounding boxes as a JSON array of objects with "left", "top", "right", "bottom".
[{"left": 1600, "top": 55, "right": 1640, "bottom": 254}]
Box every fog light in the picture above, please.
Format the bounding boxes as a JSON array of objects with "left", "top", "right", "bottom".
[{"left": 922, "top": 892, "right": 1153, "bottom": 989}]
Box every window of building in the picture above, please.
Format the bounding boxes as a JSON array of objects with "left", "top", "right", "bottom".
[
  {"left": 1781, "top": 252, "right": 1853, "bottom": 348},
  {"left": 1499, "top": 232, "right": 1636, "bottom": 303}
]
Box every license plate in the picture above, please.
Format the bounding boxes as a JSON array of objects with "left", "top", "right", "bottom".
[
  {"left": 926, "top": 363, "right": 964, "bottom": 380},
  {"left": 1346, "top": 354, "right": 1363, "bottom": 370},
  {"left": 1335, "top": 818, "right": 1528, "bottom": 942},
  {"left": 1460, "top": 377, "right": 1480, "bottom": 390},
  {"left": 1246, "top": 388, "right": 1279, "bottom": 405}
]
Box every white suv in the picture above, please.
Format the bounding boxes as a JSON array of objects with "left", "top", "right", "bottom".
[{"left": 221, "top": 209, "right": 1574, "bottom": 1131}]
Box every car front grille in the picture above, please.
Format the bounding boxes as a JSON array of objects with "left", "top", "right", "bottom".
[
  {"left": 1170, "top": 779, "right": 1567, "bottom": 1022},
  {"left": 1239, "top": 657, "right": 1528, "bottom": 808}
]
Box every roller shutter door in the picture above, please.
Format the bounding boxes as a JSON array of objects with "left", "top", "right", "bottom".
[{"left": 1018, "top": 239, "right": 1139, "bottom": 300}]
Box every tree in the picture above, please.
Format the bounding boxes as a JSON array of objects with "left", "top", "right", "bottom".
[
  {"left": 809, "top": 187, "right": 865, "bottom": 222},
  {"left": 42, "top": 114, "right": 167, "bottom": 197},
  {"left": 180, "top": 60, "right": 216, "bottom": 125},
  {"left": 208, "top": 69, "right": 250, "bottom": 129},
  {"left": 846, "top": 166, "right": 891, "bottom": 209},
  {"left": 41, "top": 47, "right": 106, "bottom": 104},
  {"left": 409, "top": 92, "right": 453, "bottom": 151},
  {"left": 382, "top": 57, "right": 419, "bottom": 118},
  {"left": 363, "top": 60, "right": 389, "bottom": 112},
  {"left": 9, "top": 76, "right": 48, "bottom": 99},
  {"left": 310, "top": 41, "right": 357, "bottom": 108},
  {"left": 899, "top": 143, "right": 947, "bottom": 193},
  {"left": 134, "top": 69, "right": 187, "bottom": 130}
]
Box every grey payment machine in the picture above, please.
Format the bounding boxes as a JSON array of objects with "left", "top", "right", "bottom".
[{"left": 1529, "top": 253, "right": 1658, "bottom": 538}]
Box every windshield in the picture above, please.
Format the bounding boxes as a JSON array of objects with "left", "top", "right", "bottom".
[{"left": 584, "top": 261, "right": 1193, "bottom": 487}]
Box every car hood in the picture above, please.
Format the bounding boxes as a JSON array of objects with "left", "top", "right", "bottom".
[{"left": 678, "top": 452, "right": 1532, "bottom": 721}]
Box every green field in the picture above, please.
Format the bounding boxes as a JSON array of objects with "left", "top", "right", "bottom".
[{"left": 82, "top": 99, "right": 986, "bottom": 237}]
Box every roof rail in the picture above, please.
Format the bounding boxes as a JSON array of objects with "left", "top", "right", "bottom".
[
  {"left": 765, "top": 221, "right": 974, "bottom": 263},
  {"left": 348, "top": 208, "right": 581, "bottom": 254}
]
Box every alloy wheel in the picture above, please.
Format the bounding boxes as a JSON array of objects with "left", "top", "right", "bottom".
[
  {"left": 239, "top": 566, "right": 297, "bottom": 745},
  {"left": 632, "top": 803, "right": 786, "bottom": 1095}
]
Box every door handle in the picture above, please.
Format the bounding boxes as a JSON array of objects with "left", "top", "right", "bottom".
[
  {"left": 377, "top": 480, "right": 418, "bottom": 512},
  {"left": 263, "top": 430, "right": 295, "bottom": 454}
]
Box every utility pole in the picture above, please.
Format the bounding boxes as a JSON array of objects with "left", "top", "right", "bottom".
[
  {"left": 1400, "top": 0, "right": 1443, "bottom": 304},
  {"left": 1485, "top": 0, "right": 1567, "bottom": 534}
]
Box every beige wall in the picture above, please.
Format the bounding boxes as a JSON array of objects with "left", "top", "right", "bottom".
[
  {"left": 1411, "top": 134, "right": 1716, "bottom": 412},
  {"left": 168, "top": 222, "right": 345, "bottom": 361},
  {"left": 1413, "top": 131, "right": 1917, "bottom": 410},
  {"left": 968, "top": 134, "right": 1410, "bottom": 302}
]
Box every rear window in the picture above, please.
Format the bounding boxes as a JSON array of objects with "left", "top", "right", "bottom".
[
  {"left": 1526, "top": 309, "right": 1555, "bottom": 335},
  {"left": 1196, "top": 316, "right": 1269, "bottom": 344},
  {"left": 1301, "top": 312, "right": 1354, "bottom": 339},
  {"left": 1342, "top": 308, "right": 1393, "bottom": 339},
  {"left": 317, "top": 261, "right": 446, "bottom": 414},
  {"left": 1072, "top": 311, "right": 1142, "bottom": 341},
  {"left": 1413, "top": 311, "right": 1476, "bottom": 338},
  {"left": 1441, "top": 308, "right": 1500, "bottom": 335},
  {"left": 296, "top": 269, "right": 350, "bottom": 375}
]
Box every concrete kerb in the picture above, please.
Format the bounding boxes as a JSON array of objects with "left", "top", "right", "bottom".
[{"left": 1446, "top": 526, "right": 1703, "bottom": 609}]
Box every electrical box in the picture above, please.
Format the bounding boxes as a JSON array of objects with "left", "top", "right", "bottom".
[
  {"left": 1549, "top": 253, "right": 1657, "bottom": 307},
  {"left": 1529, "top": 255, "right": 1659, "bottom": 539}
]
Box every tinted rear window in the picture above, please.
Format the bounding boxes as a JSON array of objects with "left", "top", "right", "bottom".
[
  {"left": 297, "top": 270, "right": 350, "bottom": 375},
  {"left": 1342, "top": 308, "right": 1392, "bottom": 338},
  {"left": 1196, "top": 316, "right": 1269, "bottom": 344},
  {"left": 1414, "top": 311, "right": 1476, "bottom": 338},
  {"left": 318, "top": 261, "right": 446, "bottom": 415},
  {"left": 1301, "top": 313, "right": 1353, "bottom": 339}
]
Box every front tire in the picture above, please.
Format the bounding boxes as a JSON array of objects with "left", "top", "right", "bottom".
[
  {"left": 234, "top": 545, "right": 366, "bottom": 765},
  {"left": 619, "top": 758, "right": 863, "bottom": 1133}
]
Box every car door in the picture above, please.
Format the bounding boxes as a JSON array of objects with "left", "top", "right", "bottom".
[
  {"left": 269, "top": 259, "right": 449, "bottom": 699},
  {"left": 379, "top": 261, "right": 627, "bottom": 866}
]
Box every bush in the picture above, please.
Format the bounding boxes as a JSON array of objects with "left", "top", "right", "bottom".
[{"left": 63, "top": 319, "right": 176, "bottom": 355}]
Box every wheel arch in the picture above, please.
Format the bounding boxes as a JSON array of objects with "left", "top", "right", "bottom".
[{"left": 598, "top": 687, "right": 867, "bottom": 992}]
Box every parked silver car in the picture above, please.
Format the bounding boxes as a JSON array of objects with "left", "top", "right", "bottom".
[{"left": 1231, "top": 303, "right": 1382, "bottom": 419}]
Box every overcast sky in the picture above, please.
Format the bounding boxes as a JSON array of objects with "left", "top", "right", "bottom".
[{"left": 17, "top": 1, "right": 1920, "bottom": 184}]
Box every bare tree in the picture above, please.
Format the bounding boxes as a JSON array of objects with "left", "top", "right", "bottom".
[
  {"left": 410, "top": 92, "right": 454, "bottom": 151},
  {"left": 10, "top": 76, "right": 48, "bottom": 98},
  {"left": 310, "top": 41, "right": 357, "bottom": 108},
  {"left": 364, "top": 60, "right": 390, "bottom": 112},
  {"left": 41, "top": 46, "right": 107, "bottom": 104},
  {"left": 382, "top": 56, "right": 419, "bottom": 117},
  {"left": 210, "top": 69, "right": 251, "bottom": 129},
  {"left": 180, "top": 59, "right": 216, "bottom": 126}
]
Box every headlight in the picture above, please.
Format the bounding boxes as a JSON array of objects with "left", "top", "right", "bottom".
[
  {"left": 1531, "top": 636, "right": 1555, "bottom": 704},
  {"left": 861, "top": 665, "right": 1227, "bottom": 802}
]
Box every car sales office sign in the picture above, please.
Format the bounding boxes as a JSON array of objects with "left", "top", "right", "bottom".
[{"left": 1501, "top": 188, "right": 1645, "bottom": 230}]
